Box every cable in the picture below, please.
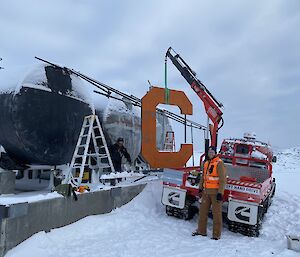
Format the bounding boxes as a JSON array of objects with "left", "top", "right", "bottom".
[{"left": 35, "top": 56, "right": 207, "bottom": 131}]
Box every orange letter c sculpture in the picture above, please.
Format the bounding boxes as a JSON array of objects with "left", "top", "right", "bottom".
[{"left": 141, "top": 87, "right": 193, "bottom": 168}]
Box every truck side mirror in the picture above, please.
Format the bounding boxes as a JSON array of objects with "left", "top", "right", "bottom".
[{"left": 272, "top": 156, "right": 277, "bottom": 163}]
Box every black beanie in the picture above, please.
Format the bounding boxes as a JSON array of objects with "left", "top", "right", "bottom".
[
  {"left": 208, "top": 146, "right": 217, "bottom": 152},
  {"left": 117, "top": 137, "right": 124, "bottom": 142}
]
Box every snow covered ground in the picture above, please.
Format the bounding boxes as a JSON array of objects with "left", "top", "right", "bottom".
[{"left": 6, "top": 147, "right": 300, "bottom": 257}]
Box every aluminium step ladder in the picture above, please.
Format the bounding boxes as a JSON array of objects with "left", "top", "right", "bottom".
[
  {"left": 65, "top": 115, "right": 115, "bottom": 187},
  {"left": 163, "top": 131, "right": 176, "bottom": 152}
]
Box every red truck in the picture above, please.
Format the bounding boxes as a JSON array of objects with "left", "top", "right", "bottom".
[{"left": 162, "top": 133, "right": 276, "bottom": 236}]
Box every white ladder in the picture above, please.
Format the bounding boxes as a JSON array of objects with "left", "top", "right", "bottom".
[
  {"left": 163, "top": 131, "right": 175, "bottom": 152},
  {"left": 65, "top": 114, "right": 115, "bottom": 187}
]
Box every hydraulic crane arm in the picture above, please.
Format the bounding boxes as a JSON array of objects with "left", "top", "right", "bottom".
[{"left": 165, "top": 47, "right": 224, "bottom": 147}]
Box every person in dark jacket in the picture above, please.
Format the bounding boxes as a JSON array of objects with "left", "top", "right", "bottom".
[{"left": 109, "top": 137, "right": 132, "bottom": 172}]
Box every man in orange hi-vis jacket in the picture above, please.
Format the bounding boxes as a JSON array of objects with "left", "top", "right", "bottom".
[{"left": 192, "top": 146, "right": 226, "bottom": 240}]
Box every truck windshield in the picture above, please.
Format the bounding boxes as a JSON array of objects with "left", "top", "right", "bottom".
[{"left": 236, "top": 144, "right": 250, "bottom": 154}]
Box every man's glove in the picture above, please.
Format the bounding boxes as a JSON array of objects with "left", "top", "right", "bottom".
[{"left": 216, "top": 193, "right": 223, "bottom": 201}]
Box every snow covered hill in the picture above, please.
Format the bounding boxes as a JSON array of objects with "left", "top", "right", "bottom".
[
  {"left": 273, "top": 147, "right": 300, "bottom": 195},
  {"left": 6, "top": 148, "right": 300, "bottom": 257}
]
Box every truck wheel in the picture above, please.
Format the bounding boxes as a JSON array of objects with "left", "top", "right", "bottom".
[
  {"left": 228, "top": 221, "right": 237, "bottom": 233},
  {"left": 271, "top": 183, "right": 276, "bottom": 198},
  {"left": 263, "top": 198, "right": 269, "bottom": 214},
  {"left": 182, "top": 201, "right": 192, "bottom": 220},
  {"left": 182, "top": 199, "right": 197, "bottom": 220},
  {"left": 166, "top": 205, "right": 174, "bottom": 216},
  {"left": 248, "top": 227, "right": 260, "bottom": 237},
  {"left": 165, "top": 199, "right": 197, "bottom": 220}
]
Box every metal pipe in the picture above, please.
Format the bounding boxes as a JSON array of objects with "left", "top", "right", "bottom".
[
  {"left": 184, "top": 114, "right": 187, "bottom": 143},
  {"left": 191, "top": 125, "right": 195, "bottom": 166}
]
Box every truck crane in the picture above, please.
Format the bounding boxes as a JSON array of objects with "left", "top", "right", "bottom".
[
  {"left": 165, "top": 47, "right": 224, "bottom": 153},
  {"left": 162, "top": 48, "right": 276, "bottom": 237}
]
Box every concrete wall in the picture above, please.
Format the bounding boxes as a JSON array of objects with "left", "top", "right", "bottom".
[
  {"left": 0, "top": 170, "right": 15, "bottom": 194},
  {"left": 0, "top": 183, "right": 145, "bottom": 256}
]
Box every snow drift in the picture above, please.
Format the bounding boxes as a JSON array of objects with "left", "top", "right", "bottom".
[{"left": 5, "top": 147, "right": 300, "bottom": 257}]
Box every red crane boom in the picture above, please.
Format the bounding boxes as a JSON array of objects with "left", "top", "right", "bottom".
[{"left": 165, "top": 47, "right": 224, "bottom": 149}]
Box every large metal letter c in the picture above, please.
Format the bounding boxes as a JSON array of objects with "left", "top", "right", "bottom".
[{"left": 141, "top": 87, "right": 193, "bottom": 168}]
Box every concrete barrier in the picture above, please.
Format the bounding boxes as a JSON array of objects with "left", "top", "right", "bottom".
[
  {"left": 0, "top": 183, "right": 146, "bottom": 256},
  {"left": 0, "top": 170, "right": 15, "bottom": 194}
]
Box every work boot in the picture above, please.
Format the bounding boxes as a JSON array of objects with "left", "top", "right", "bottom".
[
  {"left": 192, "top": 230, "right": 207, "bottom": 237},
  {"left": 211, "top": 237, "right": 220, "bottom": 240}
]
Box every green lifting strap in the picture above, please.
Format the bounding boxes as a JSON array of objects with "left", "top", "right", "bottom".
[{"left": 164, "top": 58, "right": 170, "bottom": 104}]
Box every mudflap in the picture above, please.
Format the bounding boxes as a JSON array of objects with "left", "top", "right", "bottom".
[
  {"left": 162, "top": 186, "right": 197, "bottom": 220},
  {"left": 227, "top": 199, "right": 263, "bottom": 237},
  {"left": 162, "top": 186, "right": 187, "bottom": 209},
  {"left": 228, "top": 200, "right": 259, "bottom": 225}
]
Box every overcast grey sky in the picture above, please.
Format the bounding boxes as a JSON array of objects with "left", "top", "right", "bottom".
[{"left": 0, "top": 0, "right": 299, "bottom": 150}]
